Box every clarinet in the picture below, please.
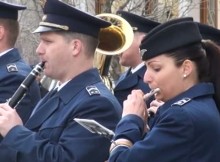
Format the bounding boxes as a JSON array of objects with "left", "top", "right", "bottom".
[{"left": 8, "top": 62, "right": 45, "bottom": 108}]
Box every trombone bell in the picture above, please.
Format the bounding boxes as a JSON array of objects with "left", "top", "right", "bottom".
[{"left": 96, "top": 13, "right": 134, "bottom": 55}]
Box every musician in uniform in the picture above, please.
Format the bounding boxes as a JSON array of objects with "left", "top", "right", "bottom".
[
  {"left": 114, "top": 11, "right": 160, "bottom": 107},
  {"left": 197, "top": 23, "right": 220, "bottom": 110},
  {"left": 0, "top": 0, "right": 121, "bottom": 162},
  {"left": 197, "top": 22, "right": 220, "bottom": 45},
  {"left": 0, "top": 1, "right": 41, "bottom": 123},
  {"left": 108, "top": 18, "right": 220, "bottom": 162}
]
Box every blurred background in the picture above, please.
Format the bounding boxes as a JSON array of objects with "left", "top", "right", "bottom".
[{"left": 11, "top": 0, "right": 220, "bottom": 82}]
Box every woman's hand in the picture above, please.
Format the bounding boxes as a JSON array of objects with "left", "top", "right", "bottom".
[
  {"left": 148, "top": 100, "right": 164, "bottom": 116},
  {"left": 123, "top": 90, "right": 148, "bottom": 122}
]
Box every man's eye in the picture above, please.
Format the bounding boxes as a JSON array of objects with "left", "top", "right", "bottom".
[
  {"left": 45, "top": 40, "right": 52, "bottom": 43},
  {"left": 42, "top": 39, "right": 52, "bottom": 43}
]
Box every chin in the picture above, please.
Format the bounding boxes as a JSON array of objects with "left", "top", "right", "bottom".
[{"left": 44, "top": 69, "right": 51, "bottom": 77}]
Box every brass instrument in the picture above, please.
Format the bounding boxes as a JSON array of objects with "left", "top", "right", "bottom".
[
  {"left": 96, "top": 13, "right": 134, "bottom": 55},
  {"left": 40, "top": 14, "right": 134, "bottom": 93},
  {"left": 94, "top": 13, "right": 134, "bottom": 92}
]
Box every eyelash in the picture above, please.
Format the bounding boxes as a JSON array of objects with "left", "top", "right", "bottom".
[
  {"left": 146, "top": 64, "right": 161, "bottom": 73},
  {"left": 154, "top": 68, "right": 160, "bottom": 72},
  {"left": 43, "top": 40, "right": 52, "bottom": 44}
]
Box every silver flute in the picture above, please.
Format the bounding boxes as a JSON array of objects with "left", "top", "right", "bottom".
[
  {"left": 143, "top": 88, "right": 160, "bottom": 118},
  {"left": 143, "top": 88, "right": 160, "bottom": 101}
]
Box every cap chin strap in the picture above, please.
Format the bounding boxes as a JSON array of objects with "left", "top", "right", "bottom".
[{"left": 40, "top": 22, "right": 69, "bottom": 31}]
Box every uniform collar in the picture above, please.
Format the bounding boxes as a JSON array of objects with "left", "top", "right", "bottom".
[
  {"left": 162, "top": 82, "right": 214, "bottom": 109},
  {"left": 131, "top": 62, "right": 145, "bottom": 74},
  {"left": 58, "top": 68, "right": 101, "bottom": 104},
  {"left": 56, "top": 81, "right": 67, "bottom": 91},
  {"left": 0, "top": 48, "right": 21, "bottom": 64},
  {"left": 0, "top": 48, "right": 14, "bottom": 57}
]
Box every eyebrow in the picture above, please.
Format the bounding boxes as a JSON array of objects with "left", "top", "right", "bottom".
[{"left": 146, "top": 60, "right": 160, "bottom": 66}]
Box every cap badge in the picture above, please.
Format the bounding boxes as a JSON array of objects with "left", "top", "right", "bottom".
[
  {"left": 42, "top": 15, "right": 47, "bottom": 21},
  {"left": 132, "top": 26, "right": 138, "bottom": 31},
  {"left": 140, "top": 49, "right": 147, "bottom": 57}
]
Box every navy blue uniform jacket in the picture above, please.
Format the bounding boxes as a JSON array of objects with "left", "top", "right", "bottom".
[
  {"left": 0, "top": 68, "right": 122, "bottom": 162},
  {"left": 114, "top": 65, "right": 150, "bottom": 106},
  {"left": 109, "top": 83, "right": 220, "bottom": 162},
  {"left": 0, "top": 49, "right": 41, "bottom": 123}
]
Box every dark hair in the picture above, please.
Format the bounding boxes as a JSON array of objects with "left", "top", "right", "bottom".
[
  {"left": 202, "top": 40, "right": 220, "bottom": 109},
  {"left": 0, "top": 18, "right": 19, "bottom": 46},
  {"left": 166, "top": 41, "right": 220, "bottom": 109}
]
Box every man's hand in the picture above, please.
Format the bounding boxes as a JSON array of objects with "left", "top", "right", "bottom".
[{"left": 0, "top": 103, "right": 23, "bottom": 137}]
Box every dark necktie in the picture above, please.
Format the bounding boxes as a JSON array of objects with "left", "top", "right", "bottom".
[{"left": 126, "top": 69, "right": 132, "bottom": 77}]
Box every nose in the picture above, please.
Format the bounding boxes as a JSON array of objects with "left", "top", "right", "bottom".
[
  {"left": 143, "top": 69, "right": 152, "bottom": 84},
  {"left": 36, "top": 42, "right": 44, "bottom": 56}
]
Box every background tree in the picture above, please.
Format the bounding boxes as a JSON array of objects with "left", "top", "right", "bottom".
[{"left": 16, "top": 0, "right": 217, "bottom": 81}]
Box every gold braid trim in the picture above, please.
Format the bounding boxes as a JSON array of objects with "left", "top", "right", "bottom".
[
  {"left": 40, "top": 22, "right": 69, "bottom": 31},
  {"left": 110, "top": 138, "right": 133, "bottom": 153}
]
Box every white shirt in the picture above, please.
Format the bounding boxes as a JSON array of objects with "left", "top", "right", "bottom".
[
  {"left": 0, "top": 48, "right": 13, "bottom": 57},
  {"left": 131, "top": 62, "right": 145, "bottom": 74},
  {"left": 56, "top": 80, "right": 69, "bottom": 91}
]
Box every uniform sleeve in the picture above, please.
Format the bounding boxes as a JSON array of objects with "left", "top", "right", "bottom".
[
  {"left": 109, "top": 107, "right": 194, "bottom": 162},
  {"left": 0, "top": 96, "right": 121, "bottom": 162},
  {"left": 0, "top": 68, "right": 41, "bottom": 123},
  {"left": 114, "top": 114, "right": 145, "bottom": 143},
  {"left": 0, "top": 73, "right": 24, "bottom": 103}
]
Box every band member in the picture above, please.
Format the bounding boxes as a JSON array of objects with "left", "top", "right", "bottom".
[
  {"left": 197, "top": 22, "right": 220, "bottom": 45},
  {"left": 114, "top": 10, "right": 160, "bottom": 107},
  {"left": 108, "top": 18, "right": 220, "bottom": 162},
  {"left": 0, "top": 1, "right": 41, "bottom": 123},
  {"left": 0, "top": 0, "right": 121, "bottom": 161}
]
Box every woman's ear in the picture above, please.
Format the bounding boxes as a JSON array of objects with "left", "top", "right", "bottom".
[{"left": 181, "top": 59, "right": 193, "bottom": 78}]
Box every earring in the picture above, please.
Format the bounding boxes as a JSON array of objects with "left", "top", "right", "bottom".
[{"left": 183, "top": 74, "right": 187, "bottom": 78}]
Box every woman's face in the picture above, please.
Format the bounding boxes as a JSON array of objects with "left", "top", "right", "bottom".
[{"left": 144, "top": 54, "right": 187, "bottom": 102}]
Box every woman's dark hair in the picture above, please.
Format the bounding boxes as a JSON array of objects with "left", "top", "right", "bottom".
[
  {"left": 202, "top": 40, "right": 220, "bottom": 109},
  {"left": 165, "top": 41, "right": 220, "bottom": 109}
]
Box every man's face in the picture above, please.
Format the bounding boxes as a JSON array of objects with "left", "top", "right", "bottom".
[
  {"left": 36, "top": 32, "right": 73, "bottom": 80},
  {"left": 119, "top": 32, "right": 145, "bottom": 68}
]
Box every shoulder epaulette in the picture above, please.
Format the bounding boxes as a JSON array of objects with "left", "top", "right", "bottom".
[
  {"left": 6, "top": 63, "right": 18, "bottom": 72},
  {"left": 86, "top": 85, "right": 100, "bottom": 96},
  {"left": 171, "top": 98, "right": 191, "bottom": 107}
]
